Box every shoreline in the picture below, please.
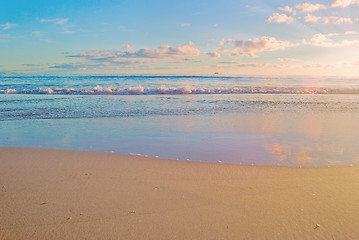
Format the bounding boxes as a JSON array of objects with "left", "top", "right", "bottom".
[{"left": 1, "top": 147, "right": 359, "bottom": 239}]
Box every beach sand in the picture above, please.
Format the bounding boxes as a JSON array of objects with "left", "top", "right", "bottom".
[{"left": 1, "top": 147, "right": 359, "bottom": 240}]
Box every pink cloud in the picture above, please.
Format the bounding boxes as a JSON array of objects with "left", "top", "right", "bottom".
[
  {"left": 322, "top": 16, "right": 353, "bottom": 24},
  {"left": 222, "top": 37, "right": 292, "bottom": 58},
  {"left": 122, "top": 44, "right": 132, "bottom": 51},
  {"left": 295, "top": 3, "right": 327, "bottom": 12},
  {"left": 278, "top": 6, "right": 294, "bottom": 13},
  {"left": 304, "top": 14, "right": 321, "bottom": 22},
  {"left": 267, "top": 13, "right": 295, "bottom": 24},
  {"left": 331, "top": 0, "right": 359, "bottom": 8},
  {"left": 70, "top": 43, "right": 201, "bottom": 61}
]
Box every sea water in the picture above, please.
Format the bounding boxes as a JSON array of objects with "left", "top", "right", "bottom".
[{"left": 1, "top": 74, "right": 358, "bottom": 166}]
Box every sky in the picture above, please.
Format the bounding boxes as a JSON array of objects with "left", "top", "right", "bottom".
[{"left": 0, "top": 0, "right": 358, "bottom": 76}]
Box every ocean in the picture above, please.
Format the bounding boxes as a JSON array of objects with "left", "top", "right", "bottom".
[{"left": 1, "top": 74, "right": 358, "bottom": 166}]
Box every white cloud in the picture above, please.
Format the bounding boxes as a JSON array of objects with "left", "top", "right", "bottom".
[
  {"left": 267, "top": 13, "right": 295, "bottom": 24},
  {"left": 180, "top": 23, "right": 190, "bottom": 27},
  {"left": 311, "top": 33, "right": 328, "bottom": 42},
  {"left": 213, "top": 24, "right": 219, "bottom": 27},
  {"left": 207, "top": 51, "right": 221, "bottom": 58},
  {"left": 40, "top": 18, "right": 69, "bottom": 25},
  {"left": 303, "top": 14, "right": 353, "bottom": 24},
  {"left": 1, "top": 22, "right": 17, "bottom": 30},
  {"left": 295, "top": 3, "right": 327, "bottom": 12},
  {"left": 51, "top": 43, "right": 206, "bottom": 71},
  {"left": 271, "top": 1, "right": 357, "bottom": 24},
  {"left": 124, "top": 44, "right": 200, "bottom": 59},
  {"left": 331, "top": 0, "right": 359, "bottom": 8},
  {"left": 40, "top": 18, "right": 74, "bottom": 34},
  {"left": 278, "top": 6, "right": 294, "bottom": 13},
  {"left": 322, "top": 16, "right": 353, "bottom": 24},
  {"left": 269, "top": 0, "right": 358, "bottom": 27},
  {"left": 305, "top": 33, "right": 359, "bottom": 47},
  {"left": 122, "top": 44, "right": 132, "bottom": 51},
  {"left": 222, "top": 37, "right": 292, "bottom": 58},
  {"left": 304, "top": 14, "right": 321, "bottom": 22}
]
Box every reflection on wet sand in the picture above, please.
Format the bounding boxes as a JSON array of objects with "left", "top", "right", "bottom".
[
  {"left": 265, "top": 144, "right": 291, "bottom": 161},
  {"left": 295, "top": 147, "right": 313, "bottom": 164},
  {"left": 262, "top": 110, "right": 359, "bottom": 165},
  {"left": 300, "top": 113, "right": 322, "bottom": 140},
  {"left": 1, "top": 94, "right": 358, "bottom": 166}
]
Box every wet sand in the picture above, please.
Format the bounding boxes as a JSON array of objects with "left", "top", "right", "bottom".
[{"left": 1, "top": 147, "right": 359, "bottom": 240}]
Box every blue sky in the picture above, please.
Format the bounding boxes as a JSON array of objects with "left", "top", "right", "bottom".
[{"left": 0, "top": 0, "right": 358, "bottom": 76}]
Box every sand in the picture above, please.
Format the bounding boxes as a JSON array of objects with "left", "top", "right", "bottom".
[{"left": 1, "top": 147, "right": 359, "bottom": 240}]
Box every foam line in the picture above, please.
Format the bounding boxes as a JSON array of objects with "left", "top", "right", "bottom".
[{"left": 1, "top": 85, "right": 359, "bottom": 95}]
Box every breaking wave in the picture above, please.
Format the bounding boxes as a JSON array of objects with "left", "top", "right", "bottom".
[{"left": 1, "top": 85, "right": 359, "bottom": 95}]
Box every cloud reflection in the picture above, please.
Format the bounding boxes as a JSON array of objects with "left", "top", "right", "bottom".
[
  {"left": 295, "top": 147, "right": 314, "bottom": 163},
  {"left": 265, "top": 143, "right": 291, "bottom": 161},
  {"left": 300, "top": 113, "right": 322, "bottom": 140}
]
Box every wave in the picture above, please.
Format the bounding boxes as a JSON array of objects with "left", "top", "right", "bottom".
[{"left": 1, "top": 85, "right": 359, "bottom": 95}]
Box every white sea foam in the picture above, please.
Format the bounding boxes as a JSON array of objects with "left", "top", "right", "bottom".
[{"left": 1, "top": 85, "right": 359, "bottom": 95}]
